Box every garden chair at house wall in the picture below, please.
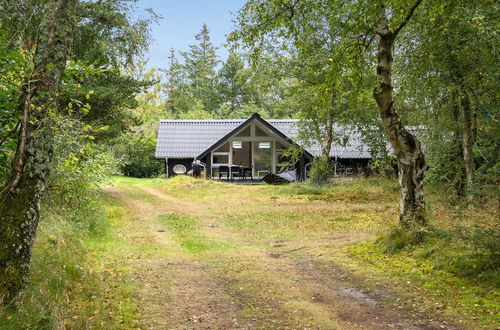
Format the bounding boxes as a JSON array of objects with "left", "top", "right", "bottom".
[
  {"left": 218, "top": 165, "right": 230, "bottom": 180},
  {"left": 230, "top": 166, "right": 244, "bottom": 181},
  {"left": 255, "top": 165, "right": 271, "bottom": 178},
  {"left": 242, "top": 165, "right": 253, "bottom": 181}
]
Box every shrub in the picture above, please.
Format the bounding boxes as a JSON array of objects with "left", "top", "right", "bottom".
[
  {"left": 45, "top": 119, "right": 117, "bottom": 220},
  {"left": 379, "top": 225, "right": 435, "bottom": 253},
  {"left": 308, "top": 156, "right": 332, "bottom": 185},
  {"left": 112, "top": 132, "right": 163, "bottom": 177},
  {"left": 454, "top": 223, "right": 500, "bottom": 273}
]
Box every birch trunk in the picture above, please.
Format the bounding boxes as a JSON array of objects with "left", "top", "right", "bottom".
[
  {"left": 321, "top": 107, "right": 335, "bottom": 159},
  {"left": 0, "top": 0, "right": 77, "bottom": 304},
  {"left": 461, "top": 95, "right": 475, "bottom": 200},
  {"left": 373, "top": 5, "right": 426, "bottom": 228}
]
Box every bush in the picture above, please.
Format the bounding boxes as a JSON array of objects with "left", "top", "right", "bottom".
[
  {"left": 454, "top": 223, "right": 500, "bottom": 273},
  {"left": 379, "top": 225, "right": 435, "bottom": 253},
  {"left": 308, "top": 156, "right": 332, "bottom": 185},
  {"left": 368, "top": 156, "right": 398, "bottom": 177},
  {"left": 45, "top": 119, "right": 117, "bottom": 219},
  {"left": 112, "top": 132, "right": 163, "bottom": 177}
]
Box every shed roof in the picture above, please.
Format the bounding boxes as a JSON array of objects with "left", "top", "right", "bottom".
[{"left": 155, "top": 114, "right": 372, "bottom": 159}]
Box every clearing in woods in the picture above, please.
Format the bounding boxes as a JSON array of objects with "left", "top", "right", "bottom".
[{"left": 102, "top": 176, "right": 489, "bottom": 329}]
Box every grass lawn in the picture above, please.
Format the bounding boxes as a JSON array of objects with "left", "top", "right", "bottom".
[{"left": 1, "top": 175, "right": 497, "bottom": 329}]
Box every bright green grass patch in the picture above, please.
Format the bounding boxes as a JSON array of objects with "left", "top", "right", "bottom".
[
  {"left": 158, "top": 214, "right": 236, "bottom": 253},
  {"left": 220, "top": 210, "right": 387, "bottom": 243},
  {"left": 111, "top": 175, "right": 164, "bottom": 186}
]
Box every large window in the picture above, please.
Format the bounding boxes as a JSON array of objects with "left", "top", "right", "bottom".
[
  {"left": 232, "top": 141, "right": 251, "bottom": 167},
  {"left": 254, "top": 141, "right": 273, "bottom": 175},
  {"left": 212, "top": 154, "right": 229, "bottom": 164}
]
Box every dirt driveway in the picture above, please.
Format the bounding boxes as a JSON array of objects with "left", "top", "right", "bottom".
[{"left": 104, "top": 179, "right": 455, "bottom": 330}]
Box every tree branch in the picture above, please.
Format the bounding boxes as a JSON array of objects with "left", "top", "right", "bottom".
[{"left": 393, "top": 0, "right": 424, "bottom": 37}]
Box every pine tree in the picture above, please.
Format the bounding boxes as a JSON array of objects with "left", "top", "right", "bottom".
[
  {"left": 216, "top": 53, "right": 252, "bottom": 117},
  {"left": 163, "top": 48, "right": 185, "bottom": 114},
  {"left": 180, "top": 24, "right": 219, "bottom": 113}
]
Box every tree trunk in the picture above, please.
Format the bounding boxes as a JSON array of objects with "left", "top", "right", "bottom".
[
  {"left": 321, "top": 107, "right": 335, "bottom": 159},
  {"left": 0, "top": 0, "right": 77, "bottom": 305},
  {"left": 461, "top": 94, "right": 475, "bottom": 200},
  {"left": 373, "top": 5, "right": 426, "bottom": 229},
  {"left": 451, "top": 94, "right": 465, "bottom": 196}
]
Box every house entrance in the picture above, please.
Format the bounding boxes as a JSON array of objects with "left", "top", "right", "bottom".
[{"left": 210, "top": 121, "right": 290, "bottom": 179}]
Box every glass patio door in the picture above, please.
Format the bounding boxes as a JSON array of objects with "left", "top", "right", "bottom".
[{"left": 253, "top": 141, "right": 273, "bottom": 178}]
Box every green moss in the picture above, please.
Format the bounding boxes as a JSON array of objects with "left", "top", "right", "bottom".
[{"left": 344, "top": 238, "right": 500, "bottom": 328}]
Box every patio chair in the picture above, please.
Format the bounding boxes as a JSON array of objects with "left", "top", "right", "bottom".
[
  {"left": 345, "top": 166, "right": 354, "bottom": 176},
  {"left": 255, "top": 165, "right": 271, "bottom": 178},
  {"left": 218, "top": 165, "right": 230, "bottom": 180},
  {"left": 242, "top": 166, "right": 253, "bottom": 181},
  {"left": 230, "top": 166, "right": 244, "bottom": 181}
]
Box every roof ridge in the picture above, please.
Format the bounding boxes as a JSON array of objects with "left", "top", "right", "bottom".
[
  {"left": 160, "top": 119, "right": 246, "bottom": 122},
  {"left": 159, "top": 118, "right": 299, "bottom": 123}
]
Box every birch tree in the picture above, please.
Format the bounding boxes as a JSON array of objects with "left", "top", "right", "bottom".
[
  {"left": 0, "top": 0, "right": 78, "bottom": 304},
  {"left": 233, "top": 0, "right": 428, "bottom": 228}
]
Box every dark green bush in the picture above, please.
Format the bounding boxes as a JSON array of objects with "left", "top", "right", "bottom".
[
  {"left": 455, "top": 223, "right": 500, "bottom": 273},
  {"left": 46, "top": 118, "right": 117, "bottom": 222},
  {"left": 112, "top": 133, "right": 163, "bottom": 178},
  {"left": 308, "top": 156, "right": 332, "bottom": 185}
]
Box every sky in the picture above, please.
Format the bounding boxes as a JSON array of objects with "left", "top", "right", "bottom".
[{"left": 134, "top": 0, "right": 247, "bottom": 70}]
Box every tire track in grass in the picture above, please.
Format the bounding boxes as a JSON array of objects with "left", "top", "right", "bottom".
[
  {"left": 105, "top": 186, "right": 255, "bottom": 329},
  {"left": 136, "top": 184, "right": 456, "bottom": 329}
]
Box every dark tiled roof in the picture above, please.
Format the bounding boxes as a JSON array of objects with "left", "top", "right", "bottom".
[{"left": 155, "top": 117, "right": 372, "bottom": 159}]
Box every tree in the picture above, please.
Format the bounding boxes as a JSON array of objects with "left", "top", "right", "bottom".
[
  {"left": 232, "top": 0, "right": 428, "bottom": 228},
  {"left": 371, "top": 1, "right": 426, "bottom": 227},
  {"left": 397, "top": 0, "right": 499, "bottom": 200},
  {"left": 216, "top": 52, "right": 258, "bottom": 117},
  {"left": 0, "top": 0, "right": 78, "bottom": 304},
  {"left": 163, "top": 48, "right": 186, "bottom": 114},
  {"left": 181, "top": 24, "right": 220, "bottom": 113},
  {"left": 231, "top": 0, "right": 364, "bottom": 174}
]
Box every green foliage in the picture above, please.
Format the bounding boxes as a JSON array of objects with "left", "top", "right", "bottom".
[
  {"left": 178, "top": 24, "right": 220, "bottom": 114},
  {"left": 46, "top": 118, "right": 118, "bottom": 219},
  {"left": 112, "top": 132, "right": 162, "bottom": 178},
  {"left": 454, "top": 223, "right": 500, "bottom": 273},
  {"left": 0, "top": 120, "right": 134, "bottom": 328},
  {"left": 230, "top": 0, "right": 379, "bottom": 163},
  {"left": 397, "top": 0, "right": 499, "bottom": 200},
  {"left": 0, "top": 36, "right": 26, "bottom": 180},
  {"left": 308, "top": 156, "right": 332, "bottom": 185},
  {"left": 368, "top": 156, "right": 397, "bottom": 177},
  {"left": 162, "top": 25, "right": 295, "bottom": 119},
  {"left": 73, "top": 69, "right": 151, "bottom": 139}
]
